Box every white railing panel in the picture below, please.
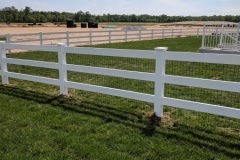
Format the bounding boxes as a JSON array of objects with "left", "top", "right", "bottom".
[
  {"left": 7, "top": 72, "right": 60, "bottom": 86},
  {"left": 66, "top": 81, "right": 155, "bottom": 103},
  {"left": 65, "top": 64, "right": 155, "bottom": 81},
  {"left": 164, "top": 75, "right": 240, "bottom": 93},
  {"left": 65, "top": 47, "right": 156, "bottom": 59},
  {"left": 162, "top": 97, "right": 240, "bottom": 119},
  {"left": 165, "top": 51, "right": 240, "bottom": 65},
  {"left": 6, "top": 58, "right": 59, "bottom": 69}
]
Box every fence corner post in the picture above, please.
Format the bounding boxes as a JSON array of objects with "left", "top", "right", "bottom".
[
  {"left": 0, "top": 41, "right": 9, "bottom": 85},
  {"left": 57, "top": 43, "right": 68, "bottom": 95},
  {"left": 153, "top": 47, "right": 168, "bottom": 118}
]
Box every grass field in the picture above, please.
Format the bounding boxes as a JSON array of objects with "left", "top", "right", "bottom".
[
  {"left": 0, "top": 36, "right": 6, "bottom": 41},
  {"left": 0, "top": 37, "right": 240, "bottom": 159}
]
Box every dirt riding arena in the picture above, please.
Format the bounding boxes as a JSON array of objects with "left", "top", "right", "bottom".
[
  {"left": 0, "top": 21, "right": 232, "bottom": 35},
  {"left": 0, "top": 21, "right": 232, "bottom": 53}
]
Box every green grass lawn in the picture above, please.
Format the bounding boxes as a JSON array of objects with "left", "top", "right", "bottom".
[
  {"left": 0, "top": 37, "right": 240, "bottom": 159},
  {"left": 0, "top": 36, "right": 6, "bottom": 41}
]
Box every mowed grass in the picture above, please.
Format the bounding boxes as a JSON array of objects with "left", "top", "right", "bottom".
[
  {"left": 0, "top": 36, "right": 6, "bottom": 41},
  {"left": 1, "top": 37, "right": 240, "bottom": 159}
]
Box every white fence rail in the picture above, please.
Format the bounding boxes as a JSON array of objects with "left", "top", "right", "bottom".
[
  {"left": 0, "top": 41, "right": 240, "bottom": 119},
  {"left": 5, "top": 28, "right": 202, "bottom": 47}
]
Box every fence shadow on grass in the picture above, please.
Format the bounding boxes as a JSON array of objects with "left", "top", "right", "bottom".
[{"left": 0, "top": 85, "right": 240, "bottom": 159}]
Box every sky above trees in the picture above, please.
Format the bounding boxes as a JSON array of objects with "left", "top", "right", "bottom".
[{"left": 1, "top": 0, "right": 240, "bottom": 16}]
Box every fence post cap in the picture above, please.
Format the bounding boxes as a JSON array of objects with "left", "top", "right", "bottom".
[{"left": 154, "top": 47, "right": 168, "bottom": 51}]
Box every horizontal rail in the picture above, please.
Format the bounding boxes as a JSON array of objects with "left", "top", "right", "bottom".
[
  {"left": 65, "top": 81, "right": 155, "bottom": 103},
  {"left": 162, "top": 97, "right": 240, "bottom": 119},
  {"left": 42, "top": 32, "right": 66, "bottom": 35},
  {"left": 6, "top": 58, "right": 59, "bottom": 69},
  {"left": 92, "top": 39, "right": 109, "bottom": 42},
  {"left": 111, "top": 38, "right": 127, "bottom": 41},
  {"left": 69, "top": 36, "right": 90, "bottom": 39},
  {"left": 165, "top": 52, "right": 240, "bottom": 65},
  {"left": 70, "top": 41, "right": 90, "bottom": 44},
  {"left": 65, "top": 47, "right": 157, "bottom": 59},
  {"left": 11, "top": 33, "right": 40, "bottom": 36},
  {"left": 111, "top": 34, "right": 127, "bottom": 37},
  {"left": 43, "top": 37, "right": 67, "bottom": 41},
  {"left": 10, "top": 39, "right": 41, "bottom": 43},
  {"left": 92, "top": 35, "right": 109, "bottom": 38},
  {"left": 7, "top": 72, "right": 60, "bottom": 86},
  {"left": 3, "top": 43, "right": 58, "bottom": 52},
  {"left": 65, "top": 64, "right": 155, "bottom": 81},
  {"left": 164, "top": 75, "right": 240, "bottom": 93}
]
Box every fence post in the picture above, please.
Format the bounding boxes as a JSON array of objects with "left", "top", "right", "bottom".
[
  {"left": 139, "top": 30, "right": 141, "bottom": 40},
  {"left": 125, "top": 30, "right": 127, "bottom": 42},
  {"left": 39, "top": 32, "right": 43, "bottom": 45},
  {"left": 6, "top": 34, "right": 11, "bottom": 54},
  {"left": 219, "top": 24, "right": 224, "bottom": 48},
  {"left": 66, "top": 31, "right": 70, "bottom": 46},
  {"left": 57, "top": 43, "right": 68, "bottom": 95},
  {"left": 201, "top": 23, "right": 206, "bottom": 49},
  {"left": 151, "top": 29, "right": 154, "bottom": 40},
  {"left": 153, "top": 47, "right": 167, "bottom": 118},
  {"left": 109, "top": 30, "right": 111, "bottom": 44},
  {"left": 0, "top": 41, "right": 9, "bottom": 85},
  {"left": 235, "top": 23, "right": 240, "bottom": 51},
  {"left": 89, "top": 30, "right": 92, "bottom": 46},
  {"left": 162, "top": 29, "right": 164, "bottom": 39},
  {"left": 197, "top": 28, "right": 199, "bottom": 38}
]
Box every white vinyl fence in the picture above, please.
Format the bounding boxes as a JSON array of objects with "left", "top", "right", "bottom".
[
  {"left": 0, "top": 41, "right": 240, "bottom": 119},
  {"left": 5, "top": 28, "right": 202, "bottom": 47},
  {"left": 201, "top": 23, "right": 240, "bottom": 51}
]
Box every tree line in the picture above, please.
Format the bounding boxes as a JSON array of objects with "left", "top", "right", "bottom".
[{"left": 0, "top": 6, "right": 239, "bottom": 23}]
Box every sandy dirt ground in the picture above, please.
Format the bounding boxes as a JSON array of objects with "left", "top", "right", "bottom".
[
  {"left": 0, "top": 21, "right": 230, "bottom": 53},
  {"left": 0, "top": 21, "right": 233, "bottom": 35}
]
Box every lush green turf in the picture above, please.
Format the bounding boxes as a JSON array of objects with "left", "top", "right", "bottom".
[
  {"left": 0, "top": 36, "right": 6, "bottom": 41},
  {"left": 0, "top": 37, "right": 240, "bottom": 159},
  {"left": 94, "top": 36, "right": 202, "bottom": 52}
]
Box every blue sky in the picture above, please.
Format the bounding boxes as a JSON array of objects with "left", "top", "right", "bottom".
[{"left": 0, "top": 0, "right": 240, "bottom": 16}]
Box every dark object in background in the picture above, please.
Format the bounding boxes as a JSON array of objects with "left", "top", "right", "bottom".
[
  {"left": 81, "top": 22, "right": 87, "bottom": 28},
  {"left": 67, "top": 20, "right": 77, "bottom": 28},
  {"left": 67, "top": 20, "right": 74, "bottom": 28},
  {"left": 88, "top": 21, "right": 98, "bottom": 28}
]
